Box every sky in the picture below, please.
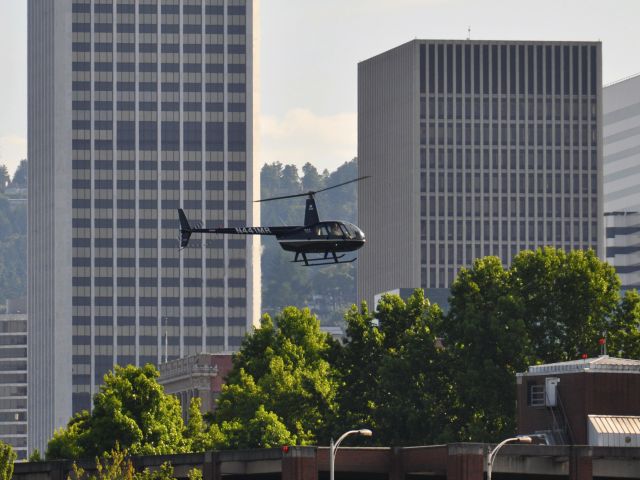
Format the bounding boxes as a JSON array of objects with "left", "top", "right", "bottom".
[{"left": 2, "top": 0, "right": 640, "bottom": 177}]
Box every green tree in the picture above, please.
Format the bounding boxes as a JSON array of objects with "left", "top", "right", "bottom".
[
  {"left": 47, "top": 365, "right": 189, "bottom": 460},
  {"left": 609, "top": 289, "right": 640, "bottom": 358},
  {"left": 214, "top": 307, "right": 339, "bottom": 448},
  {"left": 444, "top": 248, "right": 624, "bottom": 442},
  {"left": 0, "top": 441, "right": 16, "bottom": 480},
  {"left": 66, "top": 447, "right": 200, "bottom": 480},
  {"left": 0, "top": 185, "right": 27, "bottom": 306},
  {"left": 301, "top": 162, "right": 326, "bottom": 192},
  {"left": 336, "top": 290, "right": 455, "bottom": 445},
  {"left": 511, "top": 248, "right": 620, "bottom": 361},
  {"left": 445, "top": 256, "right": 530, "bottom": 441},
  {"left": 11, "top": 159, "right": 27, "bottom": 188},
  {"left": 0, "top": 165, "right": 8, "bottom": 193}
]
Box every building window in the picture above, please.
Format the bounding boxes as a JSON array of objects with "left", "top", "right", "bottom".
[{"left": 527, "top": 382, "right": 545, "bottom": 407}]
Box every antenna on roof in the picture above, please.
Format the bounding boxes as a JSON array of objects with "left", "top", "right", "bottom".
[{"left": 467, "top": 26, "right": 471, "bottom": 40}]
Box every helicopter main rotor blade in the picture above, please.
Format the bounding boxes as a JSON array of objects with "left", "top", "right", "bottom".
[
  {"left": 312, "top": 175, "right": 370, "bottom": 195},
  {"left": 254, "top": 191, "right": 308, "bottom": 203},
  {"left": 255, "top": 176, "right": 370, "bottom": 203}
]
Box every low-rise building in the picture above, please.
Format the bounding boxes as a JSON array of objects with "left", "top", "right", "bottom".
[{"left": 517, "top": 355, "right": 640, "bottom": 445}]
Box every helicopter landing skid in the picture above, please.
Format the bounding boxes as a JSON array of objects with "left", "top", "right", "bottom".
[{"left": 292, "top": 252, "right": 357, "bottom": 266}]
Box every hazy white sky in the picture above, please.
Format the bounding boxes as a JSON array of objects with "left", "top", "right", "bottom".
[{"left": 2, "top": 0, "right": 640, "bottom": 176}]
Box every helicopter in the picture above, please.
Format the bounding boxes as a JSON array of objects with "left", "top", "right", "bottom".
[{"left": 177, "top": 177, "right": 368, "bottom": 266}]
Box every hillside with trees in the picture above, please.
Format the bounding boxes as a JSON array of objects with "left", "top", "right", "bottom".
[
  {"left": 0, "top": 161, "right": 27, "bottom": 311},
  {"left": 260, "top": 159, "right": 358, "bottom": 325}
]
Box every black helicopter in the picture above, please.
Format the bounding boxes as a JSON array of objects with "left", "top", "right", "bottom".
[{"left": 177, "top": 177, "right": 367, "bottom": 266}]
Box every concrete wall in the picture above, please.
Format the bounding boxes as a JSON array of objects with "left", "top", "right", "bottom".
[
  {"left": 357, "top": 41, "right": 421, "bottom": 306},
  {"left": 12, "top": 444, "right": 640, "bottom": 480},
  {"left": 27, "top": 0, "right": 73, "bottom": 455}
]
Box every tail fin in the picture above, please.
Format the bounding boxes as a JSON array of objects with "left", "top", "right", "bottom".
[
  {"left": 177, "top": 209, "right": 192, "bottom": 249},
  {"left": 304, "top": 197, "right": 320, "bottom": 226}
]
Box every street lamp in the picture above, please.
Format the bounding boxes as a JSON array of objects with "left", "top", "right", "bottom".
[
  {"left": 329, "top": 429, "right": 372, "bottom": 480},
  {"left": 487, "top": 435, "right": 532, "bottom": 480}
]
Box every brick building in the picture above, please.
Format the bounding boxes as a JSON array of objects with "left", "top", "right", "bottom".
[{"left": 516, "top": 355, "right": 640, "bottom": 445}]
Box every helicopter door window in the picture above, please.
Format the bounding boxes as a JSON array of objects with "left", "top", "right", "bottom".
[
  {"left": 328, "top": 223, "right": 344, "bottom": 238},
  {"left": 315, "top": 225, "right": 329, "bottom": 237}
]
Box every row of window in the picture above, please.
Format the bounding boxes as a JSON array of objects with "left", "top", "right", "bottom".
[
  {"left": 72, "top": 252, "right": 246, "bottom": 264},
  {"left": 421, "top": 148, "right": 598, "bottom": 171},
  {"left": 422, "top": 123, "right": 597, "bottom": 147},
  {"left": 72, "top": 3, "right": 246, "bottom": 15},
  {"left": 423, "top": 196, "right": 597, "bottom": 219},
  {"left": 423, "top": 172, "right": 597, "bottom": 195},
  {"left": 419, "top": 43, "right": 598, "bottom": 96},
  {"left": 72, "top": 62, "right": 245, "bottom": 73},
  {"left": 423, "top": 96, "right": 596, "bottom": 121},
  {"left": 72, "top": 23, "right": 246, "bottom": 34},
  {"left": 73, "top": 81, "right": 243, "bottom": 92},
  {"left": 72, "top": 101, "right": 244, "bottom": 111},
  {"left": 73, "top": 277, "right": 243, "bottom": 287},
  {"left": 423, "top": 220, "right": 598, "bottom": 243},
  {"left": 71, "top": 297, "right": 247, "bottom": 307},
  {"left": 73, "top": 42, "right": 245, "bottom": 54},
  {"left": 72, "top": 121, "right": 246, "bottom": 151},
  {"left": 73, "top": 316, "right": 245, "bottom": 326}
]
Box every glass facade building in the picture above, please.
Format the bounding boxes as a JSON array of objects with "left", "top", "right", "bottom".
[
  {"left": 357, "top": 40, "right": 603, "bottom": 305},
  {"left": 28, "top": 0, "right": 259, "bottom": 454}
]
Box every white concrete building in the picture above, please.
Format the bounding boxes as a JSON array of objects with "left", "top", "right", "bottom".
[{"left": 28, "top": 0, "right": 260, "bottom": 453}]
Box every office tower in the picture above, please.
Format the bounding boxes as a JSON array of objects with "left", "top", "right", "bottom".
[
  {"left": 603, "top": 74, "right": 640, "bottom": 290},
  {"left": 358, "top": 40, "right": 602, "bottom": 306},
  {"left": 604, "top": 74, "right": 640, "bottom": 212},
  {"left": 28, "top": 0, "right": 259, "bottom": 453},
  {"left": 0, "top": 301, "right": 27, "bottom": 460}
]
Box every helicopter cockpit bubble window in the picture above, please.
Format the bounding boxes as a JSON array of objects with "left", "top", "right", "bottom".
[
  {"left": 338, "top": 223, "right": 352, "bottom": 238},
  {"left": 341, "top": 222, "right": 358, "bottom": 239}
]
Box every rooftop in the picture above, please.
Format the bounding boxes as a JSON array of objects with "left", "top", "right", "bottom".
[{"left": 520, "top": 355, "right": 640, "bottom": 376}]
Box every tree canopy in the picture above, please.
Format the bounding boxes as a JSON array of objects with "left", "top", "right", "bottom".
[
  {"left": 46, "top": 247, "right": 640, "bottom": 452},
  {"left": 336, "top": 291, "right": 457, "bottom": 445},
  {"left": 0, "top": 441, "right": 15, "bottom": 480},
  {"left": 47, "top": 365, "right": 189, "bottom": 460},
  {"left": 0, "top": 192, "right": 26, "bottom": 308},
  {"left": 444, "top": 247, "right": 629, "bottom": 441},
  {"left": 213, "top": 307, "right": 340, "bottom": 448}
]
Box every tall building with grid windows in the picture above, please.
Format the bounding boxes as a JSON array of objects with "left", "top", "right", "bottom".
[
  {"left": 357, "top": 40, "right": 603, "bottom": 306},
  {"left": 28, "top": 0, "right": 259, "bottom": 453}
]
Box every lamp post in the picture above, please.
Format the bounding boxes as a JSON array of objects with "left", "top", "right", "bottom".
[
  {"left": 487, "top": 435, "right": 532, "bottom": 480},
  {"left": 329, "top": 429, "right": 372, "bottom": 480}
]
